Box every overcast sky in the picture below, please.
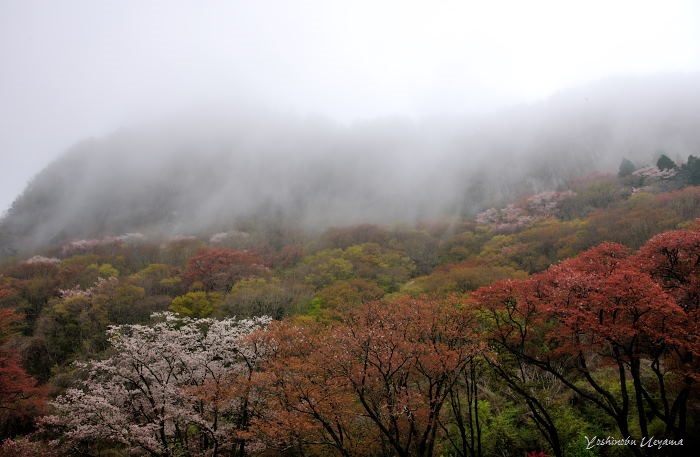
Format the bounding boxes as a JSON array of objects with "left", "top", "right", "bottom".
[{"left": 1, "top": 0, "right": 699, "bottom": 214}]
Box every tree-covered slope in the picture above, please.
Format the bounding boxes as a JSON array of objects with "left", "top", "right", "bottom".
[{"left": 2, "top": 74, "right": 699, "bottom": 255}]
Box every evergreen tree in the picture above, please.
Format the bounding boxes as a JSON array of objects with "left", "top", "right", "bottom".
[
  {"left": 656, "top": 153, "right": 676, "bottom": 170},
  {"left": 618, "top": 158, "right": 636, "bottom": 177},
  {"left": 684, "top": 154, "right": 700, "bottom": 185}
]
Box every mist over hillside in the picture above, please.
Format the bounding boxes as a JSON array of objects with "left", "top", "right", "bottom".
[{"left": 2, "top": 74, "right": 699, "bottom": 255}]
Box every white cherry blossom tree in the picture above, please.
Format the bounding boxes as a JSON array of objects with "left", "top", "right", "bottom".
[{"left": 43, "top": 312, "right": 271, "bottom": 457}]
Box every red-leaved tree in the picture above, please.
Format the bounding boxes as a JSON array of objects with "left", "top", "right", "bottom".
[
  {"left": 183, "top": 247, "right": 269, "bottom": 292},
  {"left": 0, "top": 309, "right": 46, "bottom": 439},
  {"left": 473, "top": 241, "right": 698, "bottom": 456},
  {"left": 635, "top": 228, "right": 700, "bottom": 441}
]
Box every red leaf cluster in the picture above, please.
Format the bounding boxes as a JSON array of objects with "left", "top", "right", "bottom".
[
  {"left": 183, "top": 247, "right": 269, "bottom": 291},
  {"left": 0, "top": 309, "right": 47, "bottom": 437}
]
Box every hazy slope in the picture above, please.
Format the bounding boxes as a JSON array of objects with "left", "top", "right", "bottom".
[{"left": 2, "top": 74, "right": 699, "bottom": 255}]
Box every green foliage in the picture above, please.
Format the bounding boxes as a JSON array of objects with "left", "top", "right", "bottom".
[
  {"left": 130, "top": 263, "right": 170, "bottom": 284},
  {"left": 407, "top": 261, "right": 527, "bottom": 295},
  {"left": 584, "top": 193, "right": 679, "bottom": 248},
  {"left": 558, "top": 175, "right": 628, "bottom": 219},
  {"left": 388, "top": 228, "right": 440, "bottom": 275},
  {"left": 96, "top": 263, "right": 119, "bottom": 278},
  {"left": 35, "top": 295, "right": 109, "bottom": 366},
  {"left": 439, "top": 228, "right": 488, "bottom": 263},
  {"left": 505, "top": 219, "right": 589, "bottom": 272},
  {"left": 656, "top": 185, "right": 700, "bottom": 224},
  {"left": 295, "top": 243, "right": 415, "bottom": 292},
  {"left": 478, "top": 234, "right": 517, "bottom": 267},
  {"left": 656, "top": 153, "right": 676, "bottom": 170},
  {"left": 342, "top": 243, "right": 415, "bottom": 292},
  {"left": 314, "top": 278, "right": 384, "bottom": 311},
  {"left": 102, "top": 284, "right": 148, "bottom": 324},
  {"left": 297, "top": 249, "right": 354, "bottom": 288},
  {"left": 552, "top": 407, "right": 598, "bottom": 457},
  {"left": 56, "top": 255, "right": 124, "bottom": 288},
  {"left": 479, "top": 403, "right": 536, "bottom": 456},
  {"left": 224, "top": 277, "right": 309, "bottom": 319},
  {"left": 683, "top": 154, "right": 700, "bottom": 185},
  {"left": 564, "top": 441, "right": 597, "bottom": 457},
  {"left": 169, "top": 291, "right": 222, "bottom": 318},
  {"left": 317, "top": 224, "right": 390, "bottom": 250},
  {"left": 617, "top": 157, "right": 635, "bottom": 177}
]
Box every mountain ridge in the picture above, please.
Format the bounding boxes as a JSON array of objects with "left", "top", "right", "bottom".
[{"left": 2, "top": 73, "right": 699, "bottom": 255}]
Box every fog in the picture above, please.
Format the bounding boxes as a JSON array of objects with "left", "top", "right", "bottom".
[
  {"left": 1, "top": 1, "right": 700, "bottom": 251},
  {"left": 2, "top": 72, "right": 699, "bottom": 253}
]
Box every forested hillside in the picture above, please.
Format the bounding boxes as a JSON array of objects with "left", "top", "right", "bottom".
[
  {"left": 2, "top": 75, "right": 700, "bottom": 255},
  {"left": 1, "top": 160, "right": 699, "bottom": 456},
  {"left": 3, "top": 0, "right": 700, "bottom": 454}
]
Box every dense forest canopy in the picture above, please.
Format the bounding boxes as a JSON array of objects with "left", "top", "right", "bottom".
[
  {"left": 1, "top": 148, "right": 700, "bottom": 455},
  {"left": 2, "top": 0, "right": 700, "bottom": 454},
  {"left": 0, "top": 76, "right": 699, "bottom": 457}
]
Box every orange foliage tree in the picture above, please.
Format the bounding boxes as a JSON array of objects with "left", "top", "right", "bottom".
[
  {"left": 251, "top": 321, "right": 373, "bottom": 457},
  {"left": 252, "top": 297, "right": 481, "bottom": 457}
]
